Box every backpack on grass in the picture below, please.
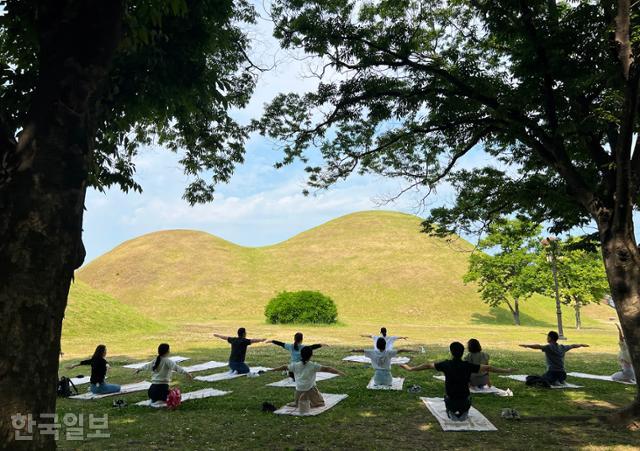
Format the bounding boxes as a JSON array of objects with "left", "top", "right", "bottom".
[
  {"left": 57, "top": 376, "right": 78, "bottom": 398},
  {"left": 166, "top": 388, "right": 182, "bottom": 409}
]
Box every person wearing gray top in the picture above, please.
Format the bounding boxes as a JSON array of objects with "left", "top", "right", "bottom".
[
  {"left": 464, "top": 339, "right": 490, "bottom": 387},
  {"left": 520, "top": 331, "right": 589, "bottom": 385}
]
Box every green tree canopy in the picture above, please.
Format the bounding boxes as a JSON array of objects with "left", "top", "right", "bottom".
[{"left": 464, "top": 218, "right": 542, "bottom": 325}]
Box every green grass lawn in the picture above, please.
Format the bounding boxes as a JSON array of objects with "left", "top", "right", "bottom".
[{"left": 57, "top": 344, "right": 637, "bottom": 450}]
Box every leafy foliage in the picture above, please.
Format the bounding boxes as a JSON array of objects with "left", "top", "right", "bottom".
[
  {"left": 0, "top": 0, "right": 257, "bottom": 203},
  {"left": 464, "top": 218, "right": 542, "bottom": 324},
  {"left": 265, "top": 290, "right": 338, "bottom": 324}
]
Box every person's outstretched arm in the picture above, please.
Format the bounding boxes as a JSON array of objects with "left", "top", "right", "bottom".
[
  {"left": 616, "top": 324, "right": 625, "bottom": 342},
  {"left": 519, "top": 344, "right": 543, "bottom": 350},
  {"left": 396, "top": 349, "right": 416, "bottom": 353},
  {"left": 309, "top": 343, "right": 327, "bottom": 350},
  {"left": 350, "top": 349, "right": 365, "bottom": 353},
  {"left": 480, "top": 365, "right": 516, "bottom": 374},
  {"left": 269, "top": 365, "right": 289, "bottom": 372},
  {"left": 268, "top": 340, "right": 286, "bottom": 348},
  {"left": 67, "top": 358, "right": 91, "bottom": 370},
  {"left": 569, "top": 344, "right": 589, "bottom": 349},
  {"left": 319, "top": 366, "right": 345, "bottom": 376},
  {"left": 401, "top": 362, "right": 435, "bottom": 371},
  {"left": 174, "top": 363, "right": 194, "bottom": 380},
  {"left": 250, "top": 338, "right": 266, "bottom": 344},
  {"left": 397, "top": 336, "right": 409, "bottom": 340},
  {"left": 360, "top": 334, "right": 373, "bottom": 338},
  {"left": 213, "top": 333, "right": 230, "bottom": 340}
]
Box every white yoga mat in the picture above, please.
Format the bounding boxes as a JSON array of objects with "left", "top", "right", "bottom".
[
  {"left": 421, "top": 397, "right": 497, "bottom": 432},
  {"left": 267, "top": 372, "right": 338, "bottom": 388},
  {"left": 70, "top": 381, "right": 152, "bottom": 400},
  {"left": 432, "top": 375, "right": 513, "bottom": 397},
  {"left": 70, "top": 376, "right": 91, "bottom": 386},
  {"left": 274, "top": 393, "right": 348, "bottom": 416},
  {"left": 135, "top": 388, "right": 231, "bottom": 408},
  {"left": 567, "top": 372, "right": 636, "bottom": 385},
  {"left": 181, "top": 361, "right": 228, "bottom": 373},
  {"left": 342, "top": 355, "right": 410, "bottom": 365},
  {"left": 367, "top": 377, "right": 404, "bottom": 391},
  {"left": 195, "top": 367, "right": 272, "bottom": 382},
  {"left": 499, "top": 375, "right": 582, "bottom": 389},
  {"left": 123, "top": 356, "right": 190, "bottom": 370}
]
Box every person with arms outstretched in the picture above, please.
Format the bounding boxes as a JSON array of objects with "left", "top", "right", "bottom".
[
  {"left": 214, "top": 328, "right": 266, "bottom": 374},
  {"left": 135, "top": 343, "right": 193, "bottom": 402},
  {"left": 68, "top": 344, "right": 120, "bottom": 395},
  {"left": 401, "top": 342, "right": 514, "bottom": 421},
  {"left": 352, "top": 337, "right": 413, "bottom": 386},
  {"left": 268, "top": 332, "right": 327, "bottom": 380},
  {"left": 361, "top": 327, "right": 408, "bottom": 350},
  {"left": 519, "top": 330, "right": 589, "bottom": 385},
  {"left": 270, "top": 347, "right": 344, "bottom": 412}
]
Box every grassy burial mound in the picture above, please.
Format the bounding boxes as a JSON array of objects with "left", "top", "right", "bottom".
[{"left": 76, "top": 211, "right": 611, "bottom": 328}]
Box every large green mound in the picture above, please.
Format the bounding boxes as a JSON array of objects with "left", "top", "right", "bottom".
[
  {"left": 76, "top": 210, "right": 610, "bottom": 326},
  {"left": 63, "top": 280, "right": 163, "bottom": 337}
]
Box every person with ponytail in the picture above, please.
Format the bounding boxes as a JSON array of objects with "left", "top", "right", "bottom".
[
  {"left": 68, "top": 344, "right": 120, "bottom": 395},
  {"left": 135, "top": 343, "right": 193, "bottom": 402},
  {"left": 270, "top": 347, "right": 344, "bottom": 411},
  {"left": 352, "top": 337, "right": 414, "bottom": 386},
  {"left": 360, "top": 327, "right": 408, "bottom": 350},
  {"left": 213, "top": 328, "right": 266, "bottom": 374}
]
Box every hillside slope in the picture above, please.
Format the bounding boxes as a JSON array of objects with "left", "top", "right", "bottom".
[{"left": 77, "top": 211, "right": 610, "bottom": 326}]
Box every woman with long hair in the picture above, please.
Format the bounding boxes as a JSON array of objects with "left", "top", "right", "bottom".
[
  {"left": 270, "top": 347, "right": 344, "bottom": 412},
  {"left": 68, "top": 344, "right": 120, "bottom": 395},
  {"left": 135, "top": 343, "right": 193, "bottom": 402},
  {"left": 268, "top": 332, "right": 327, "bottom": 380}
]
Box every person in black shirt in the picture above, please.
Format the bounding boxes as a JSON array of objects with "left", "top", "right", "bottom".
[
  {"left": 68, "top": 344, "right": 121, "bottom": 395},
  {"left": 213, "top": 328, "right": 266, "bottom": 374},
  {"left": 401, "top": 342, "right": 514, "bottom": 421}
]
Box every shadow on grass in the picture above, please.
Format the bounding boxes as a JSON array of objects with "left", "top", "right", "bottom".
[{"left": 471, "top": 307, "right": 556, "bottom": 328}]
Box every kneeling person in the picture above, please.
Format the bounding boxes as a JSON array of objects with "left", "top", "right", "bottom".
[
  {"left": 402, "top": 342, "right": 514, "bottom": 421},
  {"left": 352, "top": 337, "right": 412, "bottom": 386}
]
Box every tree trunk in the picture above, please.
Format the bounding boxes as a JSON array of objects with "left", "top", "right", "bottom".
[
  {"left": 574, "top": 299, "right": 581, "bottom": 330},
  {"left": 0, "top": 2, "right": 123, "bottom": 449},
  {"left": 599, "top": 227, "right": 640, "bottom": 421},
  {"left": 513, "top": 297, "right": 521, "bottom": 325}
]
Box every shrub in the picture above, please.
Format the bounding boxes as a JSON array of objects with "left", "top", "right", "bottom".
[{"left": 265, "top": 290, "right": 338, "bottom": 324}]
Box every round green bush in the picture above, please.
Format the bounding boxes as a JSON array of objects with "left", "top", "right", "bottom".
[{"left": 265, "top": 290, "right": 338, "bottom": 324}]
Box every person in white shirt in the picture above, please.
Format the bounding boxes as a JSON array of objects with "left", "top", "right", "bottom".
[
  {"left": 612, "top": 324, "right": 636, "bottom": 383},
  {"left": 361, "top": 327, "right": 408, "bottom": 350},
  {"left": 270, "top": 347, "right": 344, "bottom": 411},
  {"left": 135, "top": 343, "right": 193, "bottom": 402},
  {"left": 352, "top": 337, "right": 413, "bottom": 386}
]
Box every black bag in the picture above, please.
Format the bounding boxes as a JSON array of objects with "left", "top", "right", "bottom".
[
  {"left": 57, "top": 376, "right": 78, "bottom": 397},
  {"left": 261, "top": 402, "right": 276, "bottom": 413},
  {"left": 525, "top": 375, "right": 551, "bottom": 388}
]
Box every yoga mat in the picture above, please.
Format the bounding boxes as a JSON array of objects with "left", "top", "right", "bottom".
[
  {"left": 195, "top": 366, "right": 272, "bottom": 382},
  {"left": 123, "top": 356, "right": 190, "bottom": 370},
  {"left": 70, "top": 381, "right": 151, "bottom": 400},
  {"left": 267, "top": 372, "right": 338, "bottom": 388},
  {"left": 367, "top": 377, "right": 404, "bottom": 391},
  {"left": 433, "top": 375, "right": 513, "bottom": 397},
  {"left": 181, "top": 361, "right": 228, "bottom": 373},
  {"left": 342, "top": 355, "right": 410, "bottom": 365},
  {"left": 135, "top": 388, "right": 231, "bottom": 407},
  {"left": 421, "top": 397, "right": 497, "bottom": 431},
  {"left": 274, "top": 393, "right": 348, "bottom": 416},
  {"left": 567, "top": 372, "right": 636, "bottom": 385},
  {"left": 499, "top": 375, "right": 582, "bottom": 389}
]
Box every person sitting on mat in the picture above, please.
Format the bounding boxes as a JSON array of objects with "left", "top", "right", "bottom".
[
  {"left": 352, "top": 337, "right": 413, "bottom": 386},
  {"left": 401, "top": 342, "right": 514, "bottom": 421},
  {"left": 214, "top": 328, "right": 266, "bottom": 374},
  {"left": 270, "top": 347, "right": 344, "bottom": 412},
  {"left": 519, "top": 330, "right": 589, "bottom": 386},
  {"left": 135, "top": 343, "right": 193, "bottom": 402},
  {"left": 68, "top": 344, "right": 121, "bottom": 395},
  {"left": 612, "top": 324, "right": 636, "bottom": 383},
  {"left": 464, "top": 338, "right": 491, "bottom": 388},
  {"left": 268, "top": 332, "right": 327, "bottom": 380},
  {"left": 361, "top": 327, "right": 407, "bottom": 350}
]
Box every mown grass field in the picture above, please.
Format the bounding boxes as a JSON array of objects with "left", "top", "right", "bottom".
[
  {"left": 57, "top": 210, "right": 638, "bottom": 449},
  {"left": 57, "top": 344, "right": 638, "bottom": 450}
]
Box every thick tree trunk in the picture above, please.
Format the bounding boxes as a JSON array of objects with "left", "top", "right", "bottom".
[
  {"left": 0, "top": 2, "right": 123, "bottom": 449},
  {"left": 599, "top": 227, "right": 640, "bottom": 421}
]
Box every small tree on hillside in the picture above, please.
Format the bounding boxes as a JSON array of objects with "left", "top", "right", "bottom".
[
  {"left": 536, "top": 238, "right": 609, "bottom": 330},
  {"left": 464, "top": 218, "right": 541, "bottom": 325}
]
